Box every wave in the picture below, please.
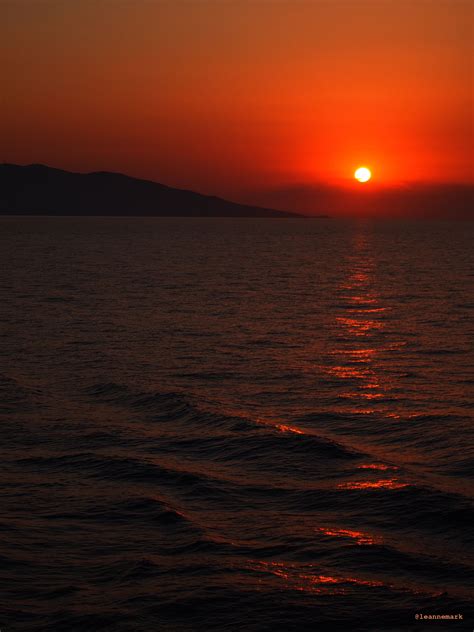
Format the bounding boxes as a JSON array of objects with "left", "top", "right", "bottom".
[{"left": 4, "top": 381, "right": 473, "bottom": 630}]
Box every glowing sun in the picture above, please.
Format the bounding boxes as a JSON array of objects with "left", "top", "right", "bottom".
[{"left": 354, "top": 167, "right": 372, "bottom": 183}]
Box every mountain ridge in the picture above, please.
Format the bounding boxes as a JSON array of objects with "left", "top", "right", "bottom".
[{"left": 0, "top": 164, "right": 304, "bottom": 218}]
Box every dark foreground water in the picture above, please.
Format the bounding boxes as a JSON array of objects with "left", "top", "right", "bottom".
[{"left": 1, "top": 217, "right": 473, "bottom": 631}]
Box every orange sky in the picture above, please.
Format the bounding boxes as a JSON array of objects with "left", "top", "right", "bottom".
[{"left": 1, "top": 0, "right": 472, "bottom": 200}]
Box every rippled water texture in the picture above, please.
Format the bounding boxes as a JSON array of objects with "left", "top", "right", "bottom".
[{"left": 1, "top": 217, "right": 473, "bottom": 631}]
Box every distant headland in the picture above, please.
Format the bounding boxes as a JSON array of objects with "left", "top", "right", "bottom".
[{"left": 0, "top": 164, "right": 305, "bottom": 218}]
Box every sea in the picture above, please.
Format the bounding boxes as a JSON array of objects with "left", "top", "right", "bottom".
[{"left": 1, "top": 217, "right": 473, "bottom": 631}]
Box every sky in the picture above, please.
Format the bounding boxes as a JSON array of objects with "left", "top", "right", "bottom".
[{"left": 1, "top": 0, "right": 473, "bottom": 211}]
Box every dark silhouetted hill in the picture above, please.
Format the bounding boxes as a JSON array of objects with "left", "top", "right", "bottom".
[{"left": 0, "top": 164, "right": 302, "bottom": 218}]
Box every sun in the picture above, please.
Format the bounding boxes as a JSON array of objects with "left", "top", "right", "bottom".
[{"left": 354, "top": 166, "right": 372, "bottom": 183}]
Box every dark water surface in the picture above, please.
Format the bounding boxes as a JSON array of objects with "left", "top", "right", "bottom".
[{"left": 1, "top": 217, "right": 473, "bottom": 631}]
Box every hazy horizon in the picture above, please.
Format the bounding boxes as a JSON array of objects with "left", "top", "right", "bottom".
[{"left": 3, "top": 161, "right": 472, "bottom": 218}]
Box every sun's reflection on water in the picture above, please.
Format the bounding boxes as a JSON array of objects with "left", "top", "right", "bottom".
[
  {"left": 326, "top": 230, "right": 391, "bottom": 403},
  {"left": 316, "top": 527, "right": 381, "bottom": 545},
  {"left": 338, "top": 479, "right": 408, "bottom": 490},
  {"left": 357, "top": 463, "right": 398, "bottom": 471},
  {"left": 275, "top": 423, "right": 304, "bottom": 435},
  {"left": 247, "top": 560, "right": 385, "bottom": 594},
  {"left": 244, "top": 559, "right": 442, "bottom": 598},
  {"left": 324, "top": 228, "right": 409, "bottom": 490}
]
